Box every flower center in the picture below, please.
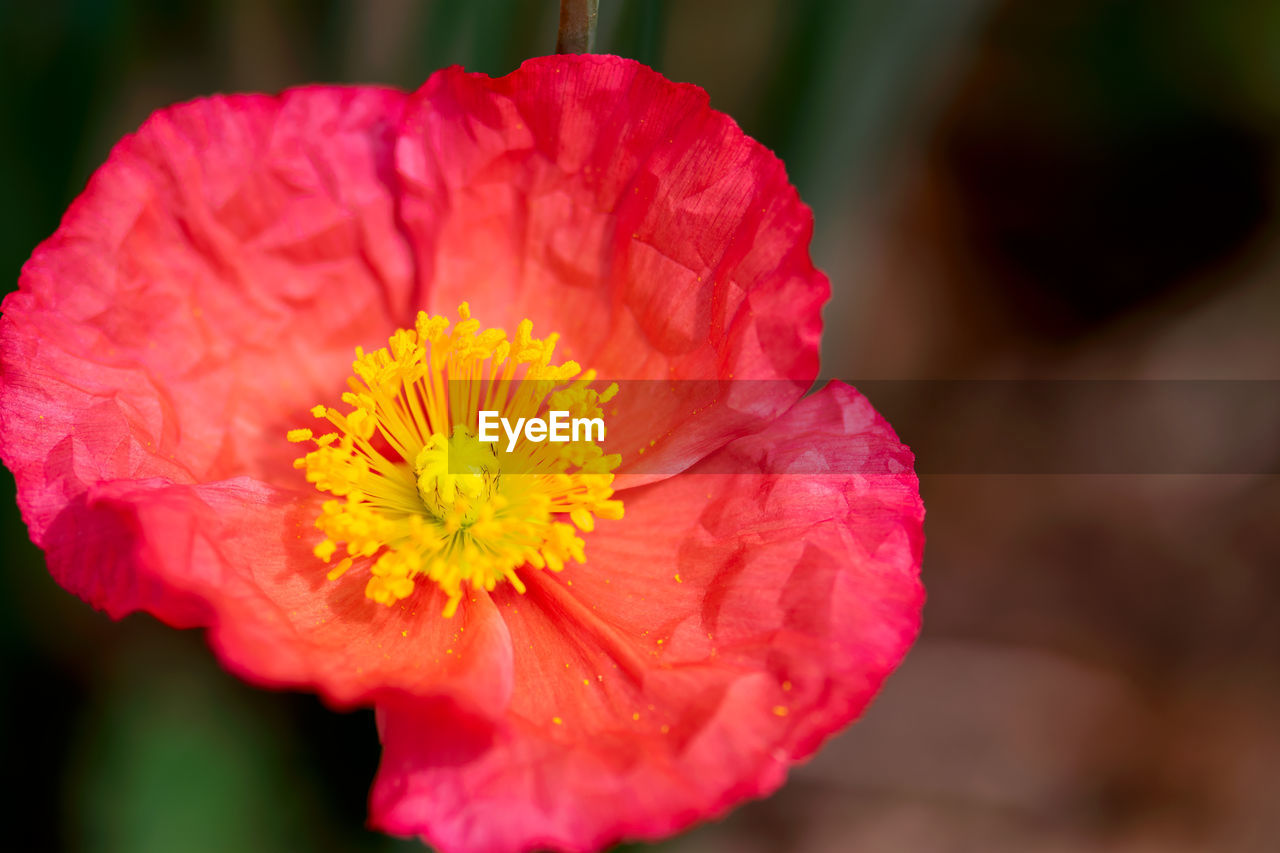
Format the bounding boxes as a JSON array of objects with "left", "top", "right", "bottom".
[{"left": 288, "top": 304, "right": 622, "bottom": 617}]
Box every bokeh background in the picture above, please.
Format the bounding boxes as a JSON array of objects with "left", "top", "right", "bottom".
[{"left": 3, "top": 1, "right": 1279, "bottom": 851}]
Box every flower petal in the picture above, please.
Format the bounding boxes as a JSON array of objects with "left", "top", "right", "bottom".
[
  {"left": 369, "top": 382, "right": 924, "bottom": 852},
  {"left": 1, "top": 85, "right": 414, "bottom": 544},
  {"left": 40, "top": 475, "right": 514, "bottom": 711},
  {"left": 395, "top": 56, "right": 827, "bottom": 477}
]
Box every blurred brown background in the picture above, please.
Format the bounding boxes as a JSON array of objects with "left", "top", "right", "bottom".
[{"left": 2, "top": 1, "right": 1278, "bottom": 851}]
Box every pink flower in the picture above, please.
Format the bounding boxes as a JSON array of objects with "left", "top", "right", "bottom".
[{"left": 0, "top": 55, "right": 923, "bottom": 852}]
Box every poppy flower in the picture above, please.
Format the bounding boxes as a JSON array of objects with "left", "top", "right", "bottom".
[{"left": 0, "top": 55, "right": 924, "bottom": 852}]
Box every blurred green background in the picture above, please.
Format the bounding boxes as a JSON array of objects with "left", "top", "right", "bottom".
[{"left": 4, "top": 2, "right": 1280, "bottom": 851}]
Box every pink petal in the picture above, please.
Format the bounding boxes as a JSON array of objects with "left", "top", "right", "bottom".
[{"left": 369, "top": 382, "right": 924, "bottom": 852}]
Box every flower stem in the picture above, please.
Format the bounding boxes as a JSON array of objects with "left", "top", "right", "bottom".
[{"left": 556, "top": 0, "right": 599, "bottom": 54}]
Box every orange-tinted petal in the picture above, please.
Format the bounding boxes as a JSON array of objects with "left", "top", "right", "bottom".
[
  {"left": 370, "top": 382, "right": 923, "bottom": 852},
  {"left": 43, "top": 476, "right": 514, "bottom": 711}
]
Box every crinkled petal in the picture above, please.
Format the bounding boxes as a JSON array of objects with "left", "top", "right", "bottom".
[
  {"left": 369, "top": 382, "right": 924, "bottom": 852},
  {"left": 395, "top": 56, "right": 827, "bottom": 477},
  {"left": 41, "top": 475, "right": 514, "bottom": 710},
  {"left": 1, "top": 85, "right": 414, "bottom": 542}
]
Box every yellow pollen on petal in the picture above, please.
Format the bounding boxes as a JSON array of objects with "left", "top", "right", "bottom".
[{"left": 291, "top": 306, "right": 623, "bottom": 616}]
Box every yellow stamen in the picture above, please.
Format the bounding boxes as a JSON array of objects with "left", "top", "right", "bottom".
[{"left": 291, "top": 305, "right": 622, "bottom": 615}]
